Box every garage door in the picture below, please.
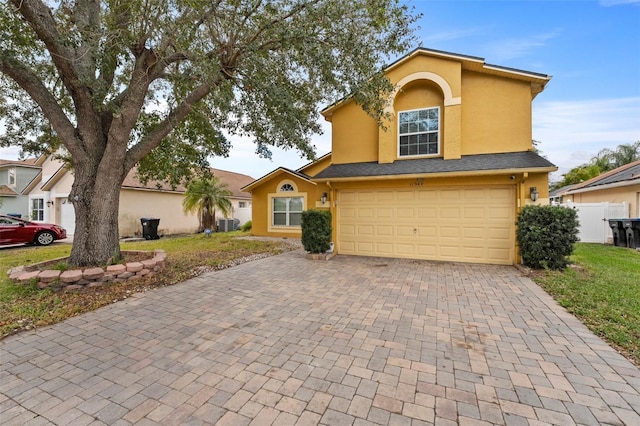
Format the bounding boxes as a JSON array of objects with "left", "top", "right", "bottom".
[
  {"left": 60, "top": 198, "right": 75, "bottom": 236},
  {"left": 337, "top": 186, "right": 515, "bottom": 265}
]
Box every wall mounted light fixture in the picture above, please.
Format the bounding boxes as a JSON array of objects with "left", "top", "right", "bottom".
[
  {"left": 529, "top": 187, "right": 539, "bottom": 202},
  {"left": 46, "top": 200, "right": 54, "bottom": 207},
  {"left": 321, "top": 192, "right": 328, "bottom": 205}
]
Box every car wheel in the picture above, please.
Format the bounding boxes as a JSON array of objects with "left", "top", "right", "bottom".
[{"left": 35, "top": 231, "right": 55, "bottom": 246}]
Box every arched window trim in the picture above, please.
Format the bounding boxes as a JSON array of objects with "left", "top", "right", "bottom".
[{"left": 277, "top": 179, "right": 298, "bottom": 192}]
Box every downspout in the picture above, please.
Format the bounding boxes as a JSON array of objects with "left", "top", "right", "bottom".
[
  {"left": 326, "top": 181, "right": 336, "bottom": 253},
  {"left": 515, "top": 172, "right": 529, "bottom": 264}
]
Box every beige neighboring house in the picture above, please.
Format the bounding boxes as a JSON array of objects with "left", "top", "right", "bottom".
[
  {"left": 562, "top": 160, "right": 640, "bottom": 217},
  {"left": 24, "top": 155, "right": 253, "bottom": 237}
]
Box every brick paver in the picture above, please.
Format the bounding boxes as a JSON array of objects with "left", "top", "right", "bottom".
[{"left": 2, "top": 249, "right": 639, "bottom": 424}]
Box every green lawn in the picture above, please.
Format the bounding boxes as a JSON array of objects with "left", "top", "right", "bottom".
[
  {"left": 0, "top": 232, "right": 298, "bottom": 338},
  {"left": 531, "top": 243, "right": 640, "bottom": 366}
]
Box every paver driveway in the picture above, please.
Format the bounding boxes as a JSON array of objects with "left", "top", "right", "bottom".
[{"left": 2, "top": 250, "right": 639, "bottom": 425}]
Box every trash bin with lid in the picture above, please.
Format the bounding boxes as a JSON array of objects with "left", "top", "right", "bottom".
[
  {"left": 622, "top": 218, "right": 640, "bottom": 249},
  {"left": 140, "top": 218, "right": 160, "bottom": 240},
  {"left": 608, "top": 219, "right": 627, "bottom": 247}
]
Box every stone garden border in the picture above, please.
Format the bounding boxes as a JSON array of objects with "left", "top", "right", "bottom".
[{"left": 8, "top": 250, "right": 167, "bottom": 291}]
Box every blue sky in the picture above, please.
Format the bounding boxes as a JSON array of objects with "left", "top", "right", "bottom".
[{"left": 2, "top": 0, "right": 639, "bottom": 182}]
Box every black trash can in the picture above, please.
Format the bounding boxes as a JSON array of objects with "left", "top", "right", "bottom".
[
  {"left": 608, "top": 219, "right": 627, "bottom": 247},
  {"left": 6, "top": 213, "right": 22, "bottom": 218},
  {"left": 622, "top": 219, "right": 640, "bottom": 249},
  {"left": 140, "top": 218, "right": 160, "bottom": 240}
]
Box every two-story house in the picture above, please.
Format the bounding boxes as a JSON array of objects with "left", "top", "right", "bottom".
[
  {"left": 243, "top": 48, "right": 556, "bottom": 265},
  {"left": 0, "top": 158, "right": 42, "bottom": 218}
]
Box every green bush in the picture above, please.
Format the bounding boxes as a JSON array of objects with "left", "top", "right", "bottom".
[
  {"left": 240, "top": 220, "right": 252, "bottom": 232},
  {"left": 301, "top": 210, "right": 332, "bottom": 254},
  {"left": 516, "top": 205, "right": 579, "bottom": 269}
]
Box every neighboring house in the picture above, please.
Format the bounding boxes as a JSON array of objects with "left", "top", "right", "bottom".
[
  {"left": 243, "top": 48, "right": 556, "bottom": 265},
  {"left": 23, "top": 155, "right": 253, "bottom": 237},
  {"left": 562, "top": 160, "right": 640, "bottom": 217},
  {"left": 0, "top": 158, "right": 42, "bottom": 218},
  {"left": 549, "top": 184, "right": 577, "bottom": 205}
]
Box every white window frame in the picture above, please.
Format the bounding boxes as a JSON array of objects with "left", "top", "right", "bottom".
[
  {"left": 272, "top": 196, "right": 303, "bottom": 227},
  {"left": 8, "top": 167, "right": 16, "bottom": 186},
  {"left": 31, "top": 198, "right": 44, "bottom": 221},
  {"left": 238, "top": 201, "right": 247, "bottom": 208},
  {"left": 398, "top": 106, "right": 440, "bottom": 158}
]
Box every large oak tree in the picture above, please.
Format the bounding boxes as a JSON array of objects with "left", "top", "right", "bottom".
[{"left": 0, "top": 0, "right": 417, "bottom": 266}]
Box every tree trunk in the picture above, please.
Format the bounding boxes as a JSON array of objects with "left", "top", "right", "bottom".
[
  {"left": 202, "top": 206, "right": 213, "bottom": 232},
  {"left": 67, "top": 159, "right": 125, "bottom": 267}
]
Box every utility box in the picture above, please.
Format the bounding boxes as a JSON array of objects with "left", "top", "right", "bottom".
[{"left": 217, "top": 219, "right": 235, "bottom": 232}]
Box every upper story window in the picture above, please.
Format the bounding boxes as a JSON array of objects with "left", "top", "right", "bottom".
[
  {"left": 279, "top": 183, "right": 295, "bottom": 192},
  {"left": 398, "top": 107, "right": 440, "bottom": 157},
  {"left": 8, "top": 167, "right": 16, "bottom": 186}
]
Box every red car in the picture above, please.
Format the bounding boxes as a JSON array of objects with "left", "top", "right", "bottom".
[{"left": 0, "top": 214, "right": 67, "bottom": 246}]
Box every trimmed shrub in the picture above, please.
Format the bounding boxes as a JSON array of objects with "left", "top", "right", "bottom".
[
  {"left": 516, "top": 205, "right": 579, "bottom": 269},
  {"left": 240, "top": 220, "right": 252, "bottom": 232},
  {"left": 301, "top": 209, "right": 332, "bottom": 254}
]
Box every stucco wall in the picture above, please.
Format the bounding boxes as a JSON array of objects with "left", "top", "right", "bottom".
[
  {"left": 461, "top": 71, "right": 533, "bottom": 155},
  {"left": 119, "top": 189, "right": 199, "bottom": 237}
]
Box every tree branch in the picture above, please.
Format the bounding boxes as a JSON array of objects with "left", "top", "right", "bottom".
[
  {"left": 0, "top": 54, "right": 84, "bottom": 160},
  {"left": 9, "top": 0, "right": 93, "bottom": 111},
  {"left": 124, "top": 82, "right": 213, "bottom": 169}
]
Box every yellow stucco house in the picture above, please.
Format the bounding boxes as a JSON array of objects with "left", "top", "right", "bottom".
[{"left": 243, "top": 48, "right": 557, "bottom": 265}]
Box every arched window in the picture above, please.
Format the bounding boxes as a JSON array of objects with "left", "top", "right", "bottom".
[{"left": 280, "top": 183, "right": 295, "bottom": 192}]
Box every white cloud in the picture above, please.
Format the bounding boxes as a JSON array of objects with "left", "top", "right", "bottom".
[
  {"left": 533, "top": 97, "right": 640, "bottom": 180},
  {"left": 209, "top": 119, "right": 333, "bottom": 179},
  {"left": 0, "top": 146, "right": 23, "bottom": 160},
  {"left": 484, "top": 30, "right": 561, "bottom": 62}
]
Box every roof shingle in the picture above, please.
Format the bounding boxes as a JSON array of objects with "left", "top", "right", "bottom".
[
  {"left": 312, "top": 151, "right": 555, "bottom": 180},
  {"left": 121, "top": 168, "right": 254, "bottom": 198}
]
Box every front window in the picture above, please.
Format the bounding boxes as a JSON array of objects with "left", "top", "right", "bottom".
[
  {"left": 398, "top": 107, "right": 440, "bottom": 157},
  {"left": 239, "top": 201, "right": 247, "bottom": 208},
  {"left": 31, "top": 198, "right": 44, "bottom": 221},
  {"left": 8, "top": 167, "right": 16, "bottom": 186},
  {"left": 273, "top": 197, "right": 303, "bottom": 227}
]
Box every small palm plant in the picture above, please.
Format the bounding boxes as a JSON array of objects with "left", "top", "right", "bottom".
[{"left": 182, "top": 175, "right": 233, "bottom": 232}]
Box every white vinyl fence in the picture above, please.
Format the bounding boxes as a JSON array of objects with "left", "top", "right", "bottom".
[{"left": 564, "top": 202, "right": 628, "bottom": 244}]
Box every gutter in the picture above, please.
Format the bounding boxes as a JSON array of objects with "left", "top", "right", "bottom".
[
  {"left": 310, "top": 167, "right": 557, "bottom": 183},
  {"left": 564, "top": 179, "right": 640, "bottom": 195}
]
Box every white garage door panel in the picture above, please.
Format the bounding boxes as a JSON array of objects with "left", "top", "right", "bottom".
[
  {"left": 337, "top": 186, "right": 515, "bottom": 265},
  {"left": 60, "top": 199, "right": 75, "bottom": 236}
]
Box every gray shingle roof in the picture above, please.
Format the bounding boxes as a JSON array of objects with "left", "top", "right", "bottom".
[
  {"left": 581, "top": 162, "right": 640, "bottom": 188},
  {"left": 313, "top": 151, "right": 555, "bottom": 179}
]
